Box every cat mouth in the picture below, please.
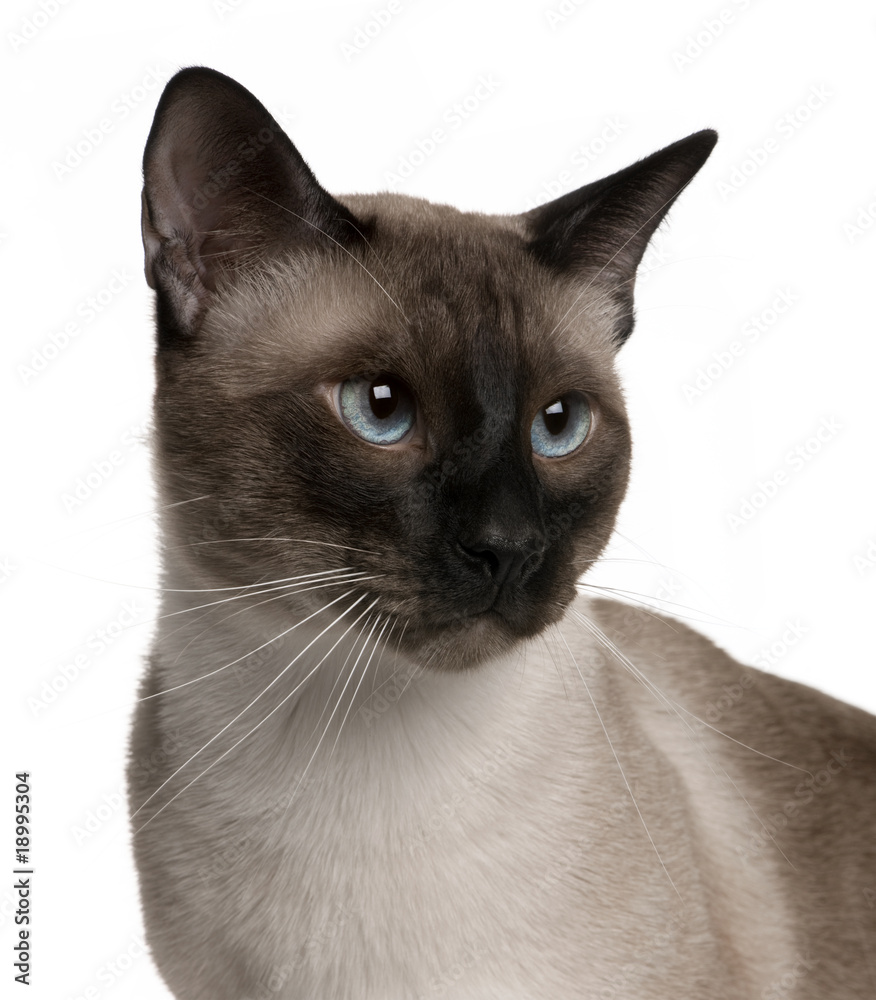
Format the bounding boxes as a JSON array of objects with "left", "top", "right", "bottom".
[
  {"left": 381, "top": 550, "right": 577, "bottom": 665},
  {"left": 396, "top": 614, "right": 517, "bottom": 671},
  {"left": 392, "top": 587, "right": 568, "bottom": 671}
]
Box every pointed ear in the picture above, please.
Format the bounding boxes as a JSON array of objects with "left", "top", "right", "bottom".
[
  {"left": 141, "top": 66, "right": 363, "bottom": 338},
  {"left": 523, "top": 129, "right": 717, "bottom": 346}
]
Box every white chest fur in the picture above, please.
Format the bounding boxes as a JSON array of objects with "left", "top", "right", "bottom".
[{"left": 134, "top": 596, "right": 797, "bottom": 999}]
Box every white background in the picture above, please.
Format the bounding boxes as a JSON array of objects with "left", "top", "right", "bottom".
[{"left": 3, "top": 1, "right": 875, "bottom": 998}]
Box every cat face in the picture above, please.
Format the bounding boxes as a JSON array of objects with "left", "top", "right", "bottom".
[{"left": 143, "top": 68, "right": 715, "bottom": 670}]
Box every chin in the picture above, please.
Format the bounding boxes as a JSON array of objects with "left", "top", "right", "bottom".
[{"left": 403, "top": 602, "right": 563, "bottom": 672}]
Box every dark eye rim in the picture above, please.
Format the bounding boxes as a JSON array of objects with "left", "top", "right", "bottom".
[{"left": 530, "top": 390, "right": 594, "bottom": 460}]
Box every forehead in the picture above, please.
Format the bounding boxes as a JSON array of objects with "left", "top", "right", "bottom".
[{"left": 205, "top": 193, "right": 621, "bottom": 409}]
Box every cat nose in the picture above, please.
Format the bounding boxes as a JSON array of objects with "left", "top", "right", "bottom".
[{"left": 459, "top": 532, "right": 545, "bottom": 587}]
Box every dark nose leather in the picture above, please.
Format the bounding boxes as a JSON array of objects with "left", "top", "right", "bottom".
[{"left": 459, "top": 532, "right": 545, "bottom": 587}]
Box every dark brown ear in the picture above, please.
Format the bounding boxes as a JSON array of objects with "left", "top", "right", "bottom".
[
  {"left": 523, "top": 129, "right": 717, "bottom": 346},
  {"left": 141, "top": 66, "right": 363, "bottom": 340}
]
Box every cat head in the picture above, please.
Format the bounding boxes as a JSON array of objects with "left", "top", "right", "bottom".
[{"left": 142, "top": 67, "right": 715, "bottom": 670}]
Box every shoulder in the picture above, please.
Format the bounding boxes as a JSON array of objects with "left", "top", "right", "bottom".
[{"left": 576, "top": 595, "right": 876, "bottom": 767}]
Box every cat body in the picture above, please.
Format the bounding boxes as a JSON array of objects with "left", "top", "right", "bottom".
[
  {"left": 129, "top": 68, "right": 876, "bottom": 999},
  {"left": 132, "top": 593, "right": 875, "bottom": 999}
]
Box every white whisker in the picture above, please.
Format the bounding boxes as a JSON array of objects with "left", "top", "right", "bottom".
[
  {"left": 158, "top": 565, "right": 365, "bottom": 594},
  {"left": 570, "top": 609, "right": 802, "bottom": 871},
  {"left": 157, "top": 571, "right": 375, "bottom": 619},
  {"left": 556, "top": 626, "right": 682, "bottom": 900},
  {"left": 572, "top": 610, "right": 809, "bottom": 776},
  {"left": 330, "top": 616, "right": 391, "bottom": 758},
  {"left": 144, "top": 589, "right": 377, "bottom": 700},
  {"left": 131, "top": 592, "right": 372, "bottom": 822},
  {"left": 545, "top": 174, "right": 706, "bottom": 344},
  {"left": 155, "top": 570, "right": 377, "bottom": 655},
  {"left": 176, "top": 537, "right": 382, "bottom": 556},
  {"left": 41, "top": 494, "right": 211, "bottom": 545},
  {"left": 303, "top": 612, "right": 375, "bottom": 745},
  {"left": 577, "top": 581, "right": 745, "bottom": 632},
  {"left": 242, "top": 186, "right": 409, "bottom": 321},
  {"left": 279, "top": 612, "right": 386, "bottom": 822},
  {"left": 134, "top": 594, "right": 378, "bottom": 837}
]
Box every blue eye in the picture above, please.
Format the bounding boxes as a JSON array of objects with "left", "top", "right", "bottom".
[
  {"left": 531, "top": 393, "right": 591, "bottom": 458},
  {"left": 338, "top": 375, "right": 416, "bottom": 445}
]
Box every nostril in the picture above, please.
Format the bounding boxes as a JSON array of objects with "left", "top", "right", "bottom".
[
  {"left": 464, "top": 542, "right": 513, "bottom": 584},
  {"left": 465, "top": 543, "right": 502, "bottom": 578},
  {"left": 459, "top": 534, "right": 545, "bottom": 588}
]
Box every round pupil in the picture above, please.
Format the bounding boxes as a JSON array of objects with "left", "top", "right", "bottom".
[
  {"left": 369, "top": 380, "right": 398, "bottom": 419},
  {"left": 543, "top": 400, "right": 568, "bottom": 435}
]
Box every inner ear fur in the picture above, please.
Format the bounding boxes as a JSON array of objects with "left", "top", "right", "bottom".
[
  {"left": 141, "top": 66, "right": 363, "bottom": 338},
  {"left": 524, "top": 129, "right": 717, "bottom": 346}
]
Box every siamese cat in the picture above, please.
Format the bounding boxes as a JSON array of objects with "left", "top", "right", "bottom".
[{"left": 129, "top": 67, "right": 876, "bottom": 999}]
